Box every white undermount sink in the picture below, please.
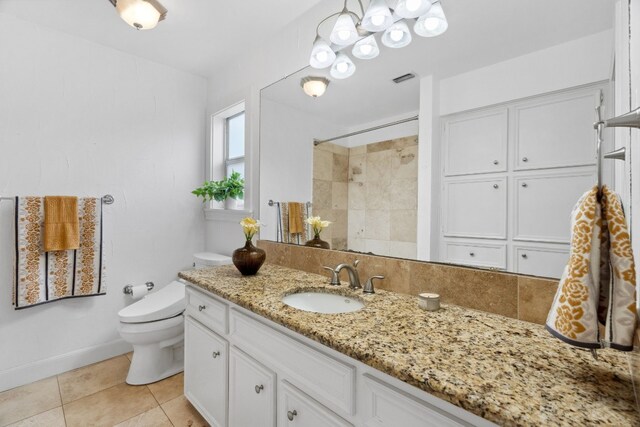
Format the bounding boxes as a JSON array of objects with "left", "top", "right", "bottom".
[{"left": 282, "top": 291, "right": 364, "bottom": 314}]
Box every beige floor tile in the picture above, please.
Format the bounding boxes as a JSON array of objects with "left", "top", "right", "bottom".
[
  {"left": 0, "top": 377, "right": 61, "bottom": 427},
  {"left": 6, "top": 407, "right": 65, "bottom": 427},
  {"left": 58, "top": 355, "right": 130, "bottom": 404},
  {"left": 63, "top": 383, "right": 157, "bottom": 427},
  {"left": 147, "top": 372, "right": 183, "bottom": 404},
  {"left": 114, "top": 406, "right": 172, "bottom": 427},
  {"left": 162, "top": 396, "right": 209, "bottom": 427}
]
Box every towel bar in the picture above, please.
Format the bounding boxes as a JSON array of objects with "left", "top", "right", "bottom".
[{"left": 0, "top": 194, "right": 115, "bottom": 204}]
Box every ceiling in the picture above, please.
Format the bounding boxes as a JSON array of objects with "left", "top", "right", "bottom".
[
  {"left": 0, "top": 0, "right": 322, "bottom": 77},
  {"left": 262, "top": 0, "right": 614, "bottom": 130}
]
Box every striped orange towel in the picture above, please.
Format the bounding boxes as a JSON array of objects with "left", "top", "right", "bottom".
[
  {"left": 43, "top": 196, "right": 80, "bottom": 252},
  {"left": 288, "top": 202, "right": 304, "bottom": 234}
]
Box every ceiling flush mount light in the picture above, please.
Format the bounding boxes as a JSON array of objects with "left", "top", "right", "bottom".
[
  {"left": 331, "top": 53, "right": 356, "bottom": 79},
  {"left": 414, "top": 2, "right": 448, "bottom": 37},
  {"left": 308, "top": 0, "right": 449, "bottom": 79},
  {"left": 301, "top": 77, "right": 330, "bottom": 98},
  {"left": 108, "top": 0, "right": 167, "bottom": 30}
]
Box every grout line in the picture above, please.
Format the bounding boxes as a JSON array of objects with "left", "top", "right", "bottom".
[{"left": 56, "top": 376, "right": 68, "bottom": 427}]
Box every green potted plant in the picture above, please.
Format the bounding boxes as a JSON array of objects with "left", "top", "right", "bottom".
[{"left": 192, "top": 171, "right": 244, "bottom": 209}]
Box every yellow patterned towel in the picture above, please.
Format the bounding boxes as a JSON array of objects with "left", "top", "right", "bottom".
[
  {"left": 43, "top": 196, "right": 79, "bottom": 252},
  {"left": 546, "top": 186, "right": 637, "bottom": 351},
  {"left": 288, "top": 202, "right": 304, "bottom": 234}
]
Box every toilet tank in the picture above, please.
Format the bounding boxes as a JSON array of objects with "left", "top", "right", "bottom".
[{"left": 193, "top": 252, "right": 232, "bottom": 269}]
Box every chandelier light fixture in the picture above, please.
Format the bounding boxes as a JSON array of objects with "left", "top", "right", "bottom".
[
  {"left": 108, "top": 0, "right": 168, "bottom": 30},
  {"left": 309, "top": 0, "right": 448, "bottom": 79}
]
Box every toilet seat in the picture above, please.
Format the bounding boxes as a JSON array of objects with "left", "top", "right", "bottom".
[{"left": 119, "top": 280, "right": 185, "bottom": 324}]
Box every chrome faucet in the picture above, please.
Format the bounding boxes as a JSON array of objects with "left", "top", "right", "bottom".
[{"left": 335, "top": 260, "right": 361, "bottom": 290}]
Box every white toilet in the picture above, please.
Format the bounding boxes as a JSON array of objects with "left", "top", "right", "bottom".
[{"left": 118, "top": 252, "right": 231, "bottom": 385}]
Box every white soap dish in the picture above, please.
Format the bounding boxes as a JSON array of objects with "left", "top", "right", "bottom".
[{"left": 418, "top": 293, "right": 440, "bottom": 311}]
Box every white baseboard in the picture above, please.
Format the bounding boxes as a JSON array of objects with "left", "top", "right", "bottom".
[{"left": 0, "top": 339, "right": 132, "bottom": 392}]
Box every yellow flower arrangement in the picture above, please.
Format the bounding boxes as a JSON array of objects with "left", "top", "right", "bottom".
[
  {"left": 240, "top": 217, "right": 261, "bottom": 241},
  {"left": 305, "top": 216, "right": 332, "bottom": 237}
]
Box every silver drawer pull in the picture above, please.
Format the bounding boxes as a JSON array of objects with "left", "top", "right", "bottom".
[
  {"left": 198, "top": 305, "right": 206, "bottom": 311},
  {"left": 212, "top": 351, "right": 220, "bottom": 359},
  {"left": 522, "top": 157, "right": 529, "bottom": 162},
  {"left": 521, "top": 183, "right": 528, "bottom": 188},
  {"left": 287, "top": 410, "right": 298, "bottom": 421},
  {"left": 255, "top": 384, "right": 264, "bottom": 394},
  {"left": 493, "top": 184, "right": 499, "bottom": 189},
  {"left": 521, "top": 254, "right": 528, "bottom": 259},
  {"left": 493, "top": 160, "right": 499, "bottom": 165},
  {"left": 469, "top": 252, "right": 475, "bottom": 257}
]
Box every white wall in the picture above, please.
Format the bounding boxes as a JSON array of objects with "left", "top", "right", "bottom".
[
  {"left": 0, "top": 14, "right": 207, "bottom": 390},
  {"left": 439, "top": 30, "right": 613, "bottom": 116}
]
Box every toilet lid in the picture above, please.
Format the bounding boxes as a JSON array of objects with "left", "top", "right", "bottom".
[
  {"left": 194, "top": 252, "right": 232, "bottom": 266},
  {"left": 119, "top": 281, "right": 185, "bottom": 323}
]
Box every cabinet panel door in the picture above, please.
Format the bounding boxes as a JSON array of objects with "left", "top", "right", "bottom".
[
  {"left": 443, "top": 177, "right": 507, "bottom": 239},
  {"left": 443, "top": 240, "right": 506, "bottom": 269},
  {"left": 229, "top": 347, "right": 276, "bottom": 427},
  {"left": 514, "top": 245, "right": 569, "bottom": 279},
  {"left": 278, "top": 381, "right": 352, "bottom": 427},
  {"left": 514, "top": 172, "right": 595, "bottom": 243},
  {"left": 184, "top": 317, "right": 228, "bottom": 427},
  {"left": 513, "top": 89, "right": 600, "bottom": 170},
  {"left": 443, "top": 109, "right": 508, "bottom": 176}
]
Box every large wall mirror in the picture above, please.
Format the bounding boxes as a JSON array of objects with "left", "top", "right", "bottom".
[{"left": 259, "top": 0, "right": 617, "bottom": 279}]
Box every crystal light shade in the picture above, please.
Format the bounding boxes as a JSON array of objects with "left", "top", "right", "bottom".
[
  {"left": 309, "top": 36, "right": 337, "bottom": 69},
  {"left": 381, "top": 21, "right": 412, "bottom": 48},
  {"left": 361, "top": 0, "right": 393, "bottom": 32},
  {"left": 352, "top": 35, "right": 380, "bottom": 60},
  {"left": 329, "top": 10, "right": 359, "bottom": 46},
  {"left": 301, "top": 77, "right": 330, "bottom": 98},
  {"left": 394, "top": 0, "right": 432, "bottom": 19},
  {"left": 115, "top": 0, "right": 166, "bottom": 30},
  {"left": 330, "top": 53, "right": 356, "bottom": 79},
  {"left": 414, "top": 2, "right": 448, "bottom": 37}
]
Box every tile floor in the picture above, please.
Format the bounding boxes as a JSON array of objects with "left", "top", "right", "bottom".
[{"left": 0, "top": 354, "right": 208, "bottom": 427}]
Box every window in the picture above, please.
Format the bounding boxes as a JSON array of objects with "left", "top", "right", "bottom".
[{"left": 225, "top": 111, "right": 245, "bottom": 179}]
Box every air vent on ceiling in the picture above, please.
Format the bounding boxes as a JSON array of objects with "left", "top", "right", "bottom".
[{"left": 392, "top": 73, "right": 416, "bottom": 84}]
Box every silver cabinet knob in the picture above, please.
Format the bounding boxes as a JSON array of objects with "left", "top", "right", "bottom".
[
  {"left": 212, "top": 351, "right": 220, "bottom": 359},
  {"left": 493, "top": 160, "right": 499, "bottom": 165},
  {"left": 522, "top": 157, "right": 529, "bottom": 162},
  {"left": 287, "top": 410, "right": 298, "bottom": 421},
  {"left": 493, "top": 184, "right": 499, "bottom": 189},
  {"left": 469, "top": 252, "right": 475, "bottom": 257},
  {"left": 521, "top": 183, "right": 528, "bottom": 188},
  {"left": 255, "top": 384, "right": 264, "bottom": 394},
  {"left": 521, "top": 254, "right": 528, "bottom": 259},
  {"left": 198, "top": 305, "right": 206, "bottom": 311}
]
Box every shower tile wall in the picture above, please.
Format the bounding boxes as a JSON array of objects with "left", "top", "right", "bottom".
[
  {"left": 348, "top": 136, "right": 418, "bottom": 258},
  {"left": 312, "top": 143, "right": 349, "bottom": 250}
]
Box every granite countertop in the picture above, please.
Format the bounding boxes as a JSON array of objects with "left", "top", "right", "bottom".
[{"left": 179, "top": 264, "right": 639, "bottom": 427}]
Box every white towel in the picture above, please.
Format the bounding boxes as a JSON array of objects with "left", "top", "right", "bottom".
[{"left": 546, "top": 186, "right": 637, "bottom": 351}]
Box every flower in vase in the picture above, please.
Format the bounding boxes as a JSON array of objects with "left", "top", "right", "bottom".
[
  {"left": 240, "top": 217, "right": 262, "bottom": 241},
  {"left": 305, "top": 216, "right": 332, "bottom": 238}
]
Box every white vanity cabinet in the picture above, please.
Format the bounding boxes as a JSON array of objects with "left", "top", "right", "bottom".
[{"left": 183, "top": 285, "right": 494, "bottom": 427}]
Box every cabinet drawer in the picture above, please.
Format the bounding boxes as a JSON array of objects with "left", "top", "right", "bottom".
[
  {"left": 229, "top": 347, "right": 276, "bottom": 427},
  {"left": 443, "top": 177, "right": 507, "bottom": 239},
  {"left": 443, "top": 109, "right": 508, "bottom": 176},
  {"left": 443, "top": 241, "right": 506, "bottom": 269},
  {"left": 514, "top": 172, "right": 595, "bottom": 243},
  {"left": 514, "top": 245, "right": 569, "bottom": 279},
  {"left": 186, "top": 286, "right": 228, "bottom": 335},
  {"left": 230, "top": 309, "right": 356, "bottom": 416},
  {"left": 278, "top": 380, "right": 352, "bottom": 427},
  {"left": 361, "top": 375, "right": 467, "bottom": 427}
]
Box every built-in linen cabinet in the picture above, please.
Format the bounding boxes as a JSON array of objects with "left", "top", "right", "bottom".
[
  {"left": 440, "top": 82, "right": 606, "bottom": 277},
  {"left": 183, "top": 284, "right": 489, "bottom": 427}
]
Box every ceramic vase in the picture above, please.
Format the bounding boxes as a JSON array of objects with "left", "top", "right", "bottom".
[
  {"left": 232, "top": 240, "right": 266, "bottom": 275},
  {"left": 305, "top": 234, "right": 330, "bottom": 249},
  {"left": 225, "top": 198, "right": 238, "bottom": 210}
]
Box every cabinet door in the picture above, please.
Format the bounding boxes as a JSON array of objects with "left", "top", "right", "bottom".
[
  {"left": 514, "top": 172, "right": 595, "bottom": 243},
  {"left": 229, "top": 347, "right": 276, "bottom": 427},
  {"left": 278, "top": 381, "right": 352, "bottom": 427},
  {"left": 514, "top": 245, "right": 569, "bottom": 279},
  {"left": 184, "top": 317, "right": 228, "bottom": 427},
  {"left": 443, "top": 240, "right": 506, "bottom": 269},
  {"left": 443, "top": 109, "right": 508, "bottom": 176},
  {"left": 513, "top": 88, "right": 601, "bottom": 170},
  {"left": 443, "top": 177, "right": 507, "bottom": 239}
]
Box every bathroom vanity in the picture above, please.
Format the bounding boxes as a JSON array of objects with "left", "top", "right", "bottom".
[{"left": 179, "top": 264, "right": 638, "bottom": 426}]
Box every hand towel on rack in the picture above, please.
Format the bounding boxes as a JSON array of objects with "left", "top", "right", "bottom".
[
  {"left": 14, "top": 197, "right": 106, "bottom": 309},
  {"left": 276, "top": 202, "right": 312, "bottom": 244},
  {"left": 288, "top": 202, "right": 305, "bottom": 235},
  {"left": 546, "top": 186, "right": 637, "bottom": 350},
  {"left": 43, "top": 196, "right": 79, "bottom": 252}
]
